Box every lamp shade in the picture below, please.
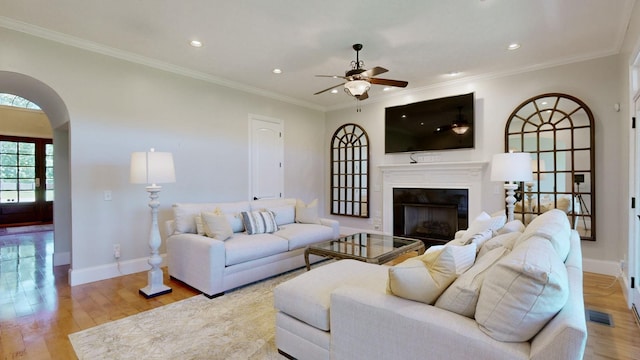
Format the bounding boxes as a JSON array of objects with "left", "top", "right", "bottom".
[
  {"left": 344, "top": 80, "right": 371, "bottom": 96},
  {"left": 130, "top": 149, "right": 176, "bottom": 185},
  {"left": 490, "top": 152, "right": 533, "bottom": 182}
]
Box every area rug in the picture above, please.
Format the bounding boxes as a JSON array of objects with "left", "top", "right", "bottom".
[{"left": 69, "top": 268, "right": 307, "bottom": 360}]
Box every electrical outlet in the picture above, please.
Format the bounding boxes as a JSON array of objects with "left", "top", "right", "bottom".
[{"left": 113, "top": 244, "right": 121, "bottom": 259}]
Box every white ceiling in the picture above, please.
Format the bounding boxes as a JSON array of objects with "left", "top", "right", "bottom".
[{"left": 0, "top": 0, "right": 635, "bottom": 110}]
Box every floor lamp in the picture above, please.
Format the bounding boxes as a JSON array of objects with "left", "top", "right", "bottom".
[
  {"left": 491, "top": 152, "right": 532, "bottom": 222},
  {"left": 130, "top": 148, "right": 176, "bottom": 298}
]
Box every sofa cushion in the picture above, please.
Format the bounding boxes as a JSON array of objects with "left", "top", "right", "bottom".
[
  {"left": 515, "top": 209, "right": 571, "bottom": 261},
  {"left": 241, "top": 210, "right": 279, "bottom": 235},
  {"left": 268, "top": 205, "right": 296, "bottom": 226},
  {"left": 201, "top": 211, "right": 233, "bottom": 240},
  {"left": 274, "top": 260, "right": 388, "bottom": 331},
  {"left": 475, "top": 237, "right": 569, "bottom": 342},
  {"left": 295, "top": 199, "right": 321, "bottom": 224},
  {"left": 224, "top": 233, "right": 289, "bottom": 266},
  {"left": 387, "top": 244, "right": 475, "bottom": 304},
  {"left": 275, "top": 223, "right": 335, "bottom": 250},
  {"left": 435, "top": 246, "right": 509, "bottom": 318}
]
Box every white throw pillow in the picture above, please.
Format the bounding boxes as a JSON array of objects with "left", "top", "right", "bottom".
[
  {"left": 496, "top": 220, "right": 525, "bottom": 235},
  {"left": 477, "top": 231, "right": 520, "bottom": 259},
  {"left": 201, "top": 210, "right": 233, "bottom": 241},
  {"left": 462, "top": 228, "right": 493, "bottom": 250},
  {"left": 387, "top": 244, "right": 475, "bottom": 304},
  {"left": 240, "top": 210, "right": 279, "bottom": 235},
  {"left": 435, "top": 246, "right": 509, "bottom": 318},
  {"left": 459, "top": 211, "right": 506, "bottom": 244},
  {"left": 295, "top": 199, "right": 321, "bottom": 224},
  {"left": 475, "top": 237, "right": 569, "bottom": 342},
  {"left": 443, "top": 243, "right": 478, "bottom": 275}
]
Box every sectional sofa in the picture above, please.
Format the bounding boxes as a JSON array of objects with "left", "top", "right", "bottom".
[
  {"left": 165, "top": 198, "right": 339, "bottom": 298},
  {"left": 274, "top": 209, "right": 587, "bottom": 360}
]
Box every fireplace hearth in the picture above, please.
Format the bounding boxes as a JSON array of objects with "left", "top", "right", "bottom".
[{"left": 393, "top": 188, "right": 468, "bottom": 246}]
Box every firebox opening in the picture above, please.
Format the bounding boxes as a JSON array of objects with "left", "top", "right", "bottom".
[{"left": 393, "top": 188, "right": 469, "bottom": 247}]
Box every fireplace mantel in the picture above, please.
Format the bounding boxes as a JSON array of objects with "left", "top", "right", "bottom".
[{"left": 379, "top": 161, "right": 488, "bottom": 234}]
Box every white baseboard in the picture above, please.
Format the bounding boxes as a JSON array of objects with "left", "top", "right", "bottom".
[
  {"left": 69, "top": 254, "right": 167, "bottom": 286},
  {"left": 53, "top": 251, "right": 70, "bottom": 266},
  {"left": 581, "top": 258, "right": 620, "bottom": 276}
]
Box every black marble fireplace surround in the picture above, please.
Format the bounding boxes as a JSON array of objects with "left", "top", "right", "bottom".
[{"left": 393, "top": 187, "right": 469, "bottom": 246}]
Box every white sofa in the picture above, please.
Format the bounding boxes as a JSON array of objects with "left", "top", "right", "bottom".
[
  {"left": 165, "top": 198, "right": 339, "bottom": 298},
  {"left": 274, "top": 209, "right": 587, "bottom": 360}
]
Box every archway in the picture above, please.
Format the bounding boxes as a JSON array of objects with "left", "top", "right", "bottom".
[{"left": 0, "top": 71, "right": 72, "bottom": 268}]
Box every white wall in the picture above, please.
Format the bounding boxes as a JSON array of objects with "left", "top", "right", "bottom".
[
  {"left": 0, "top": 28, "right": 326, "bottom": 284},
  {"left": 325, "top": 55, "right": 626, "bottom": 273}
]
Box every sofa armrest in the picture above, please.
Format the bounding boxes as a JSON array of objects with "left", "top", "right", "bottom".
[
  {"left": 330, "top": 287, "right": 530, "bottom": 360},
  {"left": 166, "top": 233, "right": 226, "bottom": 297},
  {"left": 165, "top": 219, "right": 176, "bottom": 236},
  {"left": 319, "top": 218, "right": 340, "bottom": 239},
  {"left": 529, "top": 231, "right": 587, "bottom": 360}
]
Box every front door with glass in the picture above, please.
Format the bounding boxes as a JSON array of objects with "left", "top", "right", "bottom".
[{"left": 0, "top": 136, "right": 53, "bottom": 224}]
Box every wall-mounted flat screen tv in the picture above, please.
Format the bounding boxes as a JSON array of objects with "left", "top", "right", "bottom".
[{"left": 385, "top": 92, "right": 475, "bottom": 154}]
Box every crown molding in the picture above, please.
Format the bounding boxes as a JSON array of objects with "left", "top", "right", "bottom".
[{"left": 0, "top": 16, "right": 326, "bottom": 113}]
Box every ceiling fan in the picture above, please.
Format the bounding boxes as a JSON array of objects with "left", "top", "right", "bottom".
[{"left": 314, "top": 43, "right": 408, "bottom": 101}]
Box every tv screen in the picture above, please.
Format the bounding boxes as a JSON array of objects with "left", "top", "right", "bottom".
[{"left": 385, "top": 93, "right": 475, "bottom": 153}]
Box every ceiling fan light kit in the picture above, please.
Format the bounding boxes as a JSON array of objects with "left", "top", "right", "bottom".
[
  {"left": 344, "top": 80, "right": 370, "bottom": 97},
  {"left": 314, "top": 43, "right": 408, "bottom": 107}
]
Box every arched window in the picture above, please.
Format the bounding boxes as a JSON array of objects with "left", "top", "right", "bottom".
[
  {"left": 0, "top": 93, "right": 41, "bottom": 110},
  {"left": 506, "top": 93, "right": 595, "bottom": 241},
  {"left": 330, "top": 123, "right": 369, "bottom": 217}
]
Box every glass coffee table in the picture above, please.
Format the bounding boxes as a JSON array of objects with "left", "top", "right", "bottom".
[{"left": 304, "top": 233, "right": 425, "bottom": 270}]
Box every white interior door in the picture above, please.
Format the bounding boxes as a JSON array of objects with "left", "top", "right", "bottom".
[
  {"left": 631, "top": 96, "right": 640, "bottom": 312},
  {"left": 249, "top": 116, "right": 284, "bottom": 200}
]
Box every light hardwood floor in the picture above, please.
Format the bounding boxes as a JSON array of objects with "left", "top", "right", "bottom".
[{"left": 0, "top": 231, "right": 639, "bottom": 359}]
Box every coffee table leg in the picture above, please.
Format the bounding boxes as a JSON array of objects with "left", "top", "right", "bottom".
[{"left": 304, "top": 247, "right": 311, "bottom": 271}]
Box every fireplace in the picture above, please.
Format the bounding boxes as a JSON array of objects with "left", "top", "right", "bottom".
[
  {"left": 393, "top": 188, "right": 468, "bottom": 246},
  {"left": 379, "top": 161, "right": 487, "bottom": 247}
]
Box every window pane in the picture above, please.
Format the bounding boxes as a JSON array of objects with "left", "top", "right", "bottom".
[
  {"left": 18, "top": 143, "right": 35, "bottom": 155},
  {"left": 1, "top": 167, "right": 17, "bottom": 179},
  {"left": 19, "top": 167, "right": 35, "bottom": 178},
  {"left": 19, "top": 190, "right": 35, "bottom": 203},
  {"left": 1, "top": 179, "right": 17, "bottom": 190},
  {"left": 19, "top": 154, "right": 35, "bottom": 166},
  {"left": 1, "top": 154, "right": 17, "bottom": 166},
  {"left": 45, "top": 144, "right": 54, "bottom": 156},
  {"left": 0, "top": 142, "right": 17, "bottom": 154},
  {"left": 0, "top": 191, "right": 17, "bottom": 203},
  {"left": 46, "top": 190, "right": 54, "bottom": 202}
]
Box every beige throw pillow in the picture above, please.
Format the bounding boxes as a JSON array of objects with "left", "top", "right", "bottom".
[
  {"left": 201, "top": 209, "right": 233, "bottom": 241},
  {"left": 387, "top": 244, "right": 475, "bottom": 304},
  {"left": 295, "top": 199, "right": 321, "bottom": 224},
  {"left": 435, "top": 246, "right": 509, "bottom": 318},
  {"left": 475, "top": 237, "right": 569, "bottom": 342}
]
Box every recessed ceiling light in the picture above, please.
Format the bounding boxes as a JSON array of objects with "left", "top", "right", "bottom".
[
  {"left": 330, "top": 89, "right": 339, "bottom": 94},
  {"left": 447, "top": 71, "right": 461, "bottom": 76},
  {"left": 507, "top": 43, "right": 521, "bottom": 50},
  {"left": 190, "top": 40, "right": 203, "bottom": 48},
  {"left": 272, "top": 68, "right": 282, "bottom": 74},
  {"left": 383, "top": 87, "right": 392, "bottom": 91}
]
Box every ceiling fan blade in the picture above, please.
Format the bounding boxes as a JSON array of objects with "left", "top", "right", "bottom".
[
  {"left": 360, "top": 66, "right": 388, "bottom": 78},
  {"left": 369, "top": 78, "right": 408, "bottom": 88},
  {"left": 314, "top": 83, "right": 346, "bottom": 95},
  {"left": 315, "top": 75, "right": 348, "bottom": 80}
]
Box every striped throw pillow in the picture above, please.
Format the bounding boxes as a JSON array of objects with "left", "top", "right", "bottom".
[{"left": 241, "top": 210, "right": 278, "bottom": 235}]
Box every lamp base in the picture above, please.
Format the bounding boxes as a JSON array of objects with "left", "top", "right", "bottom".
[{"left": 139, "top": 285, "right": 172, "bottom": 299}]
